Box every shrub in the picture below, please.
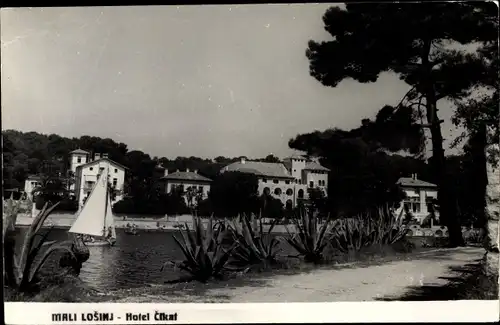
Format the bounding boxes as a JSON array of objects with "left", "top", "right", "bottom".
[
  {"left": 3, "top": 199, "right": 78, "bottom": 294},
  {"left": 228, "top": 213, "right": 282, "bottom": 268},
  {"left": 162, "top": 215, "right": 236, "bottom": 282},
  {"left": 284, "top": 207, "right": 332, "bottom": 264},
  {"left": 329, "top": 205, "right": 408, "bottom": 253}
]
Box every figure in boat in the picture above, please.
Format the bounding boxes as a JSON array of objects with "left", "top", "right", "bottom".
[{"left": 125, "top": 223, "right": 139, "bottom": 235}]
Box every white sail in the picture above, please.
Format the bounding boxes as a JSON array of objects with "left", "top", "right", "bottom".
[
  {"left": 105, "top": 195, "right": 116, "bottom": 239},
  {"left": 69, "top": 169, "right": 109, "bottom": 237}
]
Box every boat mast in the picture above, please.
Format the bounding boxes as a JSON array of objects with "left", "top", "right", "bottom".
[{"left": 103, "top": 166, "right": 109, "bottom": 237}]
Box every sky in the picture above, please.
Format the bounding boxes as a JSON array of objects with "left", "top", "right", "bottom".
[{"left": 1, "top": 4, "right": 462, "bottom": 159}]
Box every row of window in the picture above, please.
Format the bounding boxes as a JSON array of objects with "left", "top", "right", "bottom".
[
  {"left": 171, "top": 184, "right": 204, "bottom": 192},
  {"left": 263, "top": 187, "right": 304, "bottom": 197},
  {"left": 84, "top": 178, "right": 118, "bottom": 188},
  {"left": 262, "top": 178, "right": 328, "bottom": 186},
  {"left": 88, "top": 166, "right": 119, "bottom": 173}
]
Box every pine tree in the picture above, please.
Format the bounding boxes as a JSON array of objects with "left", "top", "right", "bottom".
[{"left": 306, "top": 2, "right": 498, "bottom": 247}]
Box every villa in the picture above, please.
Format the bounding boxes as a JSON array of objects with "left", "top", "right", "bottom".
[
  {"left": 221, "top": 154, "right": 330, "bottom": 209},
  {"left": 396, "top": 174, "right": 439, "bottom": 224},
  {"left": 161, "top": 169, "right": 212, "bottom": 205},
  {"left": 71, "top": 149, "right": 128, "bottom": 208},
  {"left": 23, "top": 175, "right": 43, "bottom": 200}
]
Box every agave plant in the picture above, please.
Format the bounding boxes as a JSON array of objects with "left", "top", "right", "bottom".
[
  {"left": 329, "top": 215, "right": 377, "bottom": 253},
  {"left": 330, "top": 205, "right": 408, "bottom": 253},
  {"left": 3, "top": 199, "right": 77, "bottom": 293},
  {"left": 374, "top": 205, "right": 408, "bottom": 245},
  {"left": 284, "top": 207, "right": 332, "bottom": 264},
  {"left": 228, "top": 213, "right": 282, "bottom": 268},
  {"left": 162, "top": 215, "right": 237, "bottom": 282}
]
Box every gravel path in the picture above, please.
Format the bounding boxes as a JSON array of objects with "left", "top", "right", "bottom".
[{"left": 115, "top": 247, "right": 484, "bottom": 302}]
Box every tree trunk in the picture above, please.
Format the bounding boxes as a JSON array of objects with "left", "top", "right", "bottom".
[
  {"left": 421, "top": 40, "right": 464, "bottom": 247},
  {"left": 483, "top": 124, "right": 499, "bottom": 280}
]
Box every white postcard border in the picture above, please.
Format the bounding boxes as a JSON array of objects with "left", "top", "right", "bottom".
[{"left": 4, "top": 301, "right": 500, "bottom": 324}]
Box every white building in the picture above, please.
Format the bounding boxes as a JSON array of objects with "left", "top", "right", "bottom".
[
  {"left": 396, "top": 174, "right": 439, "bottom": 224},
  {"left": 221, "top": 154, "right": 330, "bottom": 209},
  {"left": 72, "top": 152, "right": 128, "bottom": 208},
  {"left": 23, "top": 175, "right": 42, "bottom": 200},
  {"left": 161, "top": 169, "right": 212, "bottom": 206}
]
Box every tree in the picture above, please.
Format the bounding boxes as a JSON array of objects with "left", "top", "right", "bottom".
[
  {"left": 305, "top": 3, "right": 497, "bottom": 246},
  {"left": 307, "top": 187, "right": 328, "bottom": 219},
  {"left": 260, "top": 193, "right": 284, "bottom": 220},
  {"left": 289, "top": 112, "right": 420, "bottom": 216},
  {"left": 209, "top": 171, "right": 260, "bottom": 218},
  {"left": 451, "top": 39, "right": 499, "bottom": 275}
]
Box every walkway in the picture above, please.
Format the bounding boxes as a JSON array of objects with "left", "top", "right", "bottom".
[{"left": 115, "top": 247, "right": 485, "bottom": 302}]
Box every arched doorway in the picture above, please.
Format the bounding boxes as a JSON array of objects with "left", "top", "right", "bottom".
[{"left": 298, "top": 189, "right": 304, "bottom": 199}]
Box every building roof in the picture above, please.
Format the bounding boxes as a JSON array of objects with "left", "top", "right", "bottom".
[
  {"left": 397, "top": 177, "right": 437, "bottom": 188},
  {"left": 285, "top": 153, "right": 306, "bottom": 160},
  {"left": 70, "top": 148, "right": 90, "bottom": 155},
  {"left": 26, "top": 174, "right": 43, "bottom": 181},
  {"left": 222, "top": 161, "right": 294, "bottom": 179},
  {"left": 75, "top": 157, "right": 129, "bottom": 171},
  {"left": 162, "top": 171, "right": 212, "bottom": 182},
  {"left": 304, "top": 161, "right": 330, "bottom": 172}
]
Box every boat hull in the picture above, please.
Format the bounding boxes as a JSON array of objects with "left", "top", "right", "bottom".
[{"left": 84, "top": 240, "right": 116, "bottom": 247}]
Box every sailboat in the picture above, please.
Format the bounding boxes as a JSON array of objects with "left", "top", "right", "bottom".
[{"left": 68, "top": 168, "right": 117, "bottom": 247}]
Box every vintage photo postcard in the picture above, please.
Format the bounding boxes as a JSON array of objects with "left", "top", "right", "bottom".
[{"left": 2, "top": 2, "right": 499, "bottom": 324}]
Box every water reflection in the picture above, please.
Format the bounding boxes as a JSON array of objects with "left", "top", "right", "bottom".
[{"left": 15, "top": 228, "right": 187, "bottom": 291}]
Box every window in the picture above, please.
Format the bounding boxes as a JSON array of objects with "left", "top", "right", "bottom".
[
  {"left": 262, "top": 179, "right": 267, "bottom": 183},
  {"left": 112, "top": 178, "right": 117, "bottom": 187},
  {"left": 285, "top": 180, "right": 290, "bottom": 184},
  {"left": 403, "top": 197, "right": 421, "bottom": 213},
  {"left": 198, "top": 186, "right": 203, "bottom": 191},
  {"left": 77, "top": 157, "right": 81, "bottom": 163},
  {"left": 263, "top": 187, "right": 271, "bottom": 195},
  {"left": 273, "top": 179, "right": 279, "bottom": 184},
  {"left": 309, "top": 181, "right": 314, "bottom": 188},
  {"left": 115, "top": 169, "right": 118, "bottom": 173},
  {"left": 89, "top": 167, "right": 93, "bottom": 171},
  {"left": 298, "top": 189, "right": 304, "bottom": 199},
  {"left": 293, "top": 169, "right": 296, "bottom": 172},
  {"left": 286, "top": 188, "right": 293, "bottom": 196},
  {"left": 274, "top": 188, "right": 282, "bottom": 195},
  {"left": 100, "top": 167, "right": 104, "bottom": 172}
]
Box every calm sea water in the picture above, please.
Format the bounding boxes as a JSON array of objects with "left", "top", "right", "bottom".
[{"left": 15, "top": 228, "right": 194, "bottom": 291}]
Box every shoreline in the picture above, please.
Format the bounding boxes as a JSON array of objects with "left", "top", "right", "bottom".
[{"left": 70, "top": 247, "right": 485, "bottom": 303}]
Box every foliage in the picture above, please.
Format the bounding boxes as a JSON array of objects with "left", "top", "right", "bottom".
[
  {"left": 330, "top": 206, "right": 408, "bottom": 253},
  {"left": 3, "top": 200, "right": 78, "bottom": 293},
  {"left": 3, "top": 130, "right": 287, "bottom": 215},
  {"left": 162, "top": 215, "right": 236, "bottom": 282},
  {"left": 228, "top": 213, "right": 282, "bottom": 268},
  {"left": 284, "top": 207, "right": 332, "bottom": 264},
  {"left": 307, "top": 187, "right": 328, "bottom": 218},
  {"left": 452, "top": 40, "right": 499, "bottom": 166},
  {"left": 464, "top": 229, "right": 484, "bottom": 245},
  {"left": 289, "top": 125, "right": 413, "bottom": 216},
  {"left": 304, "top": 3, "right": 497, "bottom": 246},
  {"left": 260, "top": 193, "right": 285, "bottom": 220},
  {"left": 208, "top": 171, "right": 260, "bottom": 218}
]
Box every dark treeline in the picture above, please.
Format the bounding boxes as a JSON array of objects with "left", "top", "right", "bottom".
[
  {"left": 2, "top": 107, "right": 487, "bottom": 226},
  {"left": 2, "top": 129, "right": 283, "bottom": 215}
]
